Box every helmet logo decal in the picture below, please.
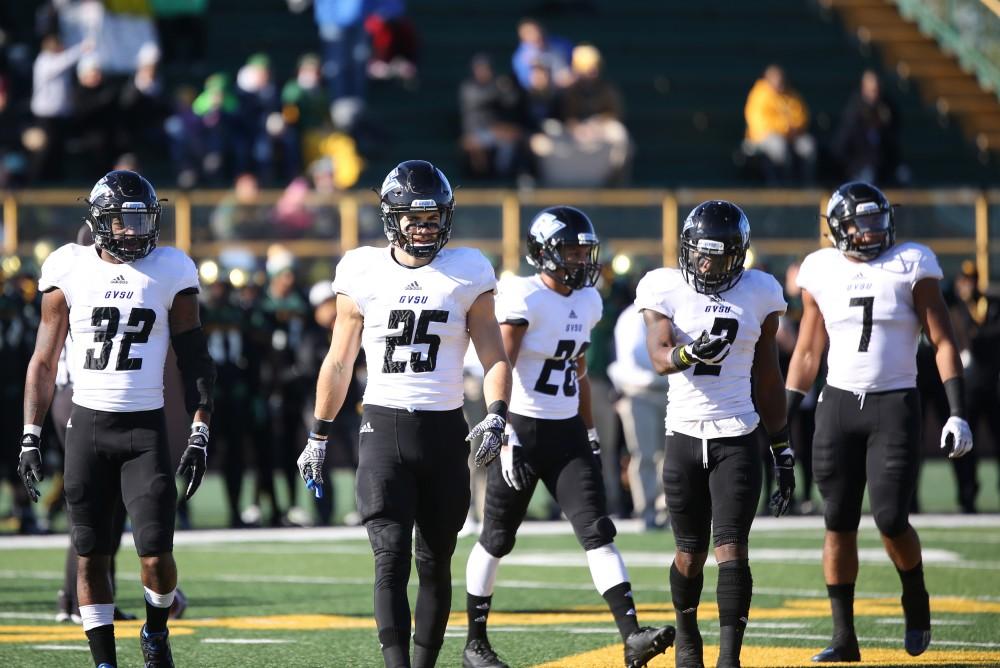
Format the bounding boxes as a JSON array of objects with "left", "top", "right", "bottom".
[
  {"left": 529, "top": 212, "right": 565, "bottom": 243},
  {"left": 696, "top": 239, "right": 725, "bottom": 254},
  {"left": 410, "top": 199, "right": 438, "bottom": 209},
  {"left": 380, "top": 168, "right": 401, "bottom": 196},
  {"left": 576, "top": 232, "right": 598, "bottom": 244},
  {"left": 855, "top": 201, "right": 880, "bottom": 215}
]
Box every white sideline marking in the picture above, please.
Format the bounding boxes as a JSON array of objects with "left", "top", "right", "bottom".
[
  {"left": 4, "top": 514, "right": 1000, "bottom": 550},
  {"left": 29, "top": 645, "right": 89, "bottom": 651},
  {"left": 0, "top": 612, "right": 58, "bottom": 620},
  {"left": 201, "top": 638, "right": 292, "bottom": 644},
  {"left": 874, "top": 618, "right": 974, "bottom": 626}
]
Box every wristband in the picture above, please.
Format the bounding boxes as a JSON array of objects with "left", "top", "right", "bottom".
[
  {"left": 487, "top": 400, "right": 508, "bottom": 420},
  {"left": 943, "top": 377, "right": 966, "bottom": 418},
  {"left": 670, "top": 346, "right": 692, "bottom": 370},
  {"left": 190, "top": 422, "right": 210, "bottom": 441},
  {"left": 769, "top": 426, "right": 790, "bottom": 448},
  {"left": 587, "top": 428, "right": 599, "bottom": 443},
  {"left": 23, "top": 424, "right": 42, "bottom": 438},
  {"left": 785, "top": 388, "right": 806, "bottom": 416},
  {"left": 310, "top": 417, "right": 334, "bottom": 440}
]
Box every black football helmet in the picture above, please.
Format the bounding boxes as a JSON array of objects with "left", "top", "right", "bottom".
[
  {"left": 85, "top": 170, "right": 161, "bottom": 263},
  {"left": 679, "top": 200, "right": 750, "bottom": 295},
  {"left": 824, "top": 181, "right": 895, "bottom": 261},
  {"left": 379, "top": 160, "right": 455, "bottom": 260},
  {"left": 526, "top": 206, "right": 601, "bottom": 290}
]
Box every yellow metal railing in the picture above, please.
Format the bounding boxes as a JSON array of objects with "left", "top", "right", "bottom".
[{"left": 2, "top": 188, "right": 995, "bottom": 290}]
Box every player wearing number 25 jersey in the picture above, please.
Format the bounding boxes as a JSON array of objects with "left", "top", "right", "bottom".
[
  {"left": 786, "top": 182, "right": 973, "bottom": 663},
  {"left": 18, "top": 170, "right": 216, "bottom": 668},
  {"left": 638, "top": 201, "right": 791, "bottom": 668},
  {"left": 296, "top": 160, "right": 512, "bottom": 668},
  {"left": 463, "top": 206, "right": 675, "bottom": 668}
]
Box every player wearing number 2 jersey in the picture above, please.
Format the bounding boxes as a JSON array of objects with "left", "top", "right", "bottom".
[
  {"left": 462, "top": 207, "right": 675, "bottom": 668},
  {"left": 638, "top": 201, "right": 791, "bottom": 668},
  {"left": 787, "top": 182, "right": 973, "bottom": 662},
  {"left": 296, "top": 160, "right": 512, "bottom": 668},
  {"left": 17, "top": 170, "right": 216, "bottom": 668}
]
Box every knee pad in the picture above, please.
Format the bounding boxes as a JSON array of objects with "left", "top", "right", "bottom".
[
  {"left": 578, "top": 515, "right": 617, "bottom": 551},
  {"left": 874, "top": 509, "right": 909, "bottom": 539},
  {"left": 479, "top": 518, "right": 517, "bottom": 558},
  {"left": 71, "top": 525, "right": 100, "bottom": 556},
  {"left": 367, "top": 521, "right": 411, "bottom": 558}
]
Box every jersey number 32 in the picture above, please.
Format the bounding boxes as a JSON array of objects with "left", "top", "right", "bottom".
[{"left": 83, "top": 306, "right": 156, "bottom": 371}]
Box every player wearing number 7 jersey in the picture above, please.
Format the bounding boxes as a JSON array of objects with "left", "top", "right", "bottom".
[
  {"left": 463, "top": 206, "right": 675, "bottom": 668},
  {"left": 787, "top": 182, "right": 972, "bottom": 663},
  {"left": 638, "top": 200, "right": 791, "bottom": 668},
  {"left": 18, "top": 170, "right": 216, "bottom": 668},
  {"left": 296, "top": 160, "right": 512, "bottom": 668}
]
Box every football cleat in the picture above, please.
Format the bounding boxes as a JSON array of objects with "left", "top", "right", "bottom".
[
  {"left": 169, "top": 588, "right": 188, "bottom": 620},
  {"left": 463, "top": 639, "right": 509, "bottom": 668},
  {"left": 114, "top": 606, "right": 137, "bottom": 621},
  {"left": 904, "top": 629, "right": 931, "bottom": 656},
  {"left": 624, "top": 625, "right": 675, "bottom": 668},
  {"left": 811, "top": 639, "right": 861, "bottom": 662},
  {"left": 139, "top": 624, "right": 174, "bottom": 668},
  {"left": 674, "top": 627, "right": 705, "bottom": 668}
]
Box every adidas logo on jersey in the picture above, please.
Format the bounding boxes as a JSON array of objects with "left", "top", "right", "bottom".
[
  {"left": 110, "top": 275, "right": 128, "bottom": 285},
  {"left": 360, "top": 422, "right": 374, "bottom": 434},
  {"left": 569, "top": 310, "right": 578, "bottom": 319},
  {"left": 404, "top": 281, "right": 421, "bottom": 290}
]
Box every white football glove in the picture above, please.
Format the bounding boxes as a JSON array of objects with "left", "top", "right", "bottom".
[
  {"left": 297, "top": 438, "right": 327, "bottom": 498},
  {"left": 940, "top": 416, "right": 973, "bottom": 459},
  {"left": 467, "top": 413, "right": 506, "bottom": 467},
  {"left": 500, "top": 425, "right": 534, "bottom": 491}
]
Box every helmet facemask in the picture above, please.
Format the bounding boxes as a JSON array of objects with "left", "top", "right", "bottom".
[
  {"left": 828, "top": 206, "right": 894, "bottom": 261},
  {"left": 379, "top": 161, "right": 455, "bottom": 261},
  {"left": 88, "top": 200, "right": 161, "bottom": 263},
  {"left": 533, "top": 237, "right": 601, "bottom": 290},
  {"left": 382, "top": 200, "right": 453, "bottom": 260},
  {"left": 680, "top": 236, "right": 746, "bottom": 295}
]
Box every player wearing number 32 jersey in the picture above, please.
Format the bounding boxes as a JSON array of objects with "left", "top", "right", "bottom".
[
  {"left": 297, "top": 160, "right": 512, "bottom": 668},
  {"left": 463, "top": 206, "right": 675, "bottom": 668},
  {"left": 787, "top": 182, "right": 973, "bottom": 663},
  {"left": 638, "top": 201, "right": 792, "bottom": 668},
  {"left": 18, "top": 170, "right": 217, "bottom": 668}
]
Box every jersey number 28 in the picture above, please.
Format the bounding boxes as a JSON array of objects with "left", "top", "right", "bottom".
[
  {"left": 83, "top": 306, "right": 156, "bottom": 371},
  {"left": 534, "top": 339, "right": 590, "bottom": 396}
]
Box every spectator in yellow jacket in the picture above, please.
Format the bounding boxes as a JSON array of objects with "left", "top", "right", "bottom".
[{"left": 743, "top": 64, "right": 816, "bottom": 183}]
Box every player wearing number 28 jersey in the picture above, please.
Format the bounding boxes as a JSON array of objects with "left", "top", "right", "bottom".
[
  {"left": 296, "top": 160, "right": 512, "bottom": 668},
  {"left": 18, "top": 170, "right": 217, "bottom": 668},
  {"left": 463, "top": 207, "right": 675, "bottom": 668},
  {"left": 638, "top": 200, "right": 791, "bottom": 668},
  {"left": 786, "top": 182, "right": 973, "bottom": 663}
]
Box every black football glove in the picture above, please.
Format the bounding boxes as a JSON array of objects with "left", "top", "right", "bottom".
[
  {"left": 18, "top": 433, "right": 43, "bottom": 503},
  {"left": 588, "top": 428, "right": 602, "bottom": 472},
  {"left": 675, "top": 330, "right": 732, "bottom": 368},
  {"left": 768, "top": 428, "right": 796, "bottom": 517},
  {"left": 176, "top": 423, "right": 209, "bottom": 501}
]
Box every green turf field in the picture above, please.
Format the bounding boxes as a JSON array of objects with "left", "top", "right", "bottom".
[{"left": 2, "top": 511, "right": 1000, "bottom": 668}]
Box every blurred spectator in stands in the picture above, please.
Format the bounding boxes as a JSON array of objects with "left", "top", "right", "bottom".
[
  {"left": 608, "top": 301, "right": 668, "bottom": 530},
  {"left": 459, "top": 53, "right": 529, "bottom": 179},
  {"left": 119, "top": 42, "right": 169, "bottom": 157},
  {"left": 742, "top": 64, "right": 816, "bottom": 184},
  {"left": 281, "top": 53, "right": 328, "bottom": 177},
  {"left": 512, "top": 17, "right": 572, "bottom": 89},
  {"left": 948, "top": 261, "right": 1000, "bottom": 513},
  {"left": 165, "top": 84, "right": 206, "bottom": 188},
  {"left": 59, "top": 0, "right": 157, "bottom": 77},
  {"left": 28, "top": 34, "right": 91, "bottom": 181},
  {"left": 71, "top": 53, "right": 120, "bottom": 173},
  {"left": 314, "top": 0, "right": 369, "bottom": 131},
  {"left": 523, "top": 60, "right": 560, "bottom": 129},
  {"left": 530, "top": 44, "right": 630, "bottom": 186},
  {"left": 210, "top": 172, "right": 270, "bottom": 240},
  {"left": 0, "top": 75, "right": 27, "bottom": 187},
  {"left": 833, "top": 69, "right": 905, "bottom": 185},
  {"left": 150, "top": 0, "right": 208, "bottom": 75},
  {"left": 235, "top": 52, "right": 285, "bottom": 183},
  {"left": 272, "top": 177, "right": 316, "bottom": 238},
  {"left": 365, "top": 0, "right": 418, "bottom": 82},
  {"left": 192, "top": 72, "right": 240, "bottom": 183}
]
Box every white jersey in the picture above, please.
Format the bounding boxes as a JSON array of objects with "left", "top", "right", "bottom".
[
  {"left": 38, "top": 244, "right": 199, "bottom": 412},
  {"left": 333, "top": 245, "right": 496, "bottom": 411},
  {"left": 497, "top": 274, "right": 602, "bottom": 419},
  {"left": 636, "top": 268, "right": 786, "bottom": 438},
  {"left": 797, "top": 242, "right": 942, "bottom": 393}
]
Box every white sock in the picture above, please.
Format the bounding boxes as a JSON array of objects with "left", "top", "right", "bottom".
[
  {"left": 80, "top": 603, "right": 115, "bottom": 631},
  {"left": 586, "top": 543, "right": 630, "bottom": 595},
  {"left": 466, "top": 542, "right": 501, "bottom": 597},
  {"left": 143, "top": 587, "right": 176, "bottom": 608}
]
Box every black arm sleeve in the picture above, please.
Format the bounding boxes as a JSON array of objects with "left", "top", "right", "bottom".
[{"left": 172, "top": 327, "right": 217, "bottom": 415}]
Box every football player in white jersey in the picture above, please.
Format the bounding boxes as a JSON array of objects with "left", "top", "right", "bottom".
[
  {"left": 296, "top": 160, "right": 512, "bottom": 668},
  {"left": 638, "top": 201, "right": 792, "bottom": 668},
  {"left": 462, "top": 207, "right": 675, "bottom": 668},
  {"left": 786, "top": 182, "right": 973, "bottom": 662},
  {"left": 18, "top": 170, "right": 216, "bottom": 668}
]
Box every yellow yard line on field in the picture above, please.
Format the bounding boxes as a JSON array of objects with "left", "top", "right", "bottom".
[{"left": 533, "top": 644, "right": 1000, "bottom": 667}]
